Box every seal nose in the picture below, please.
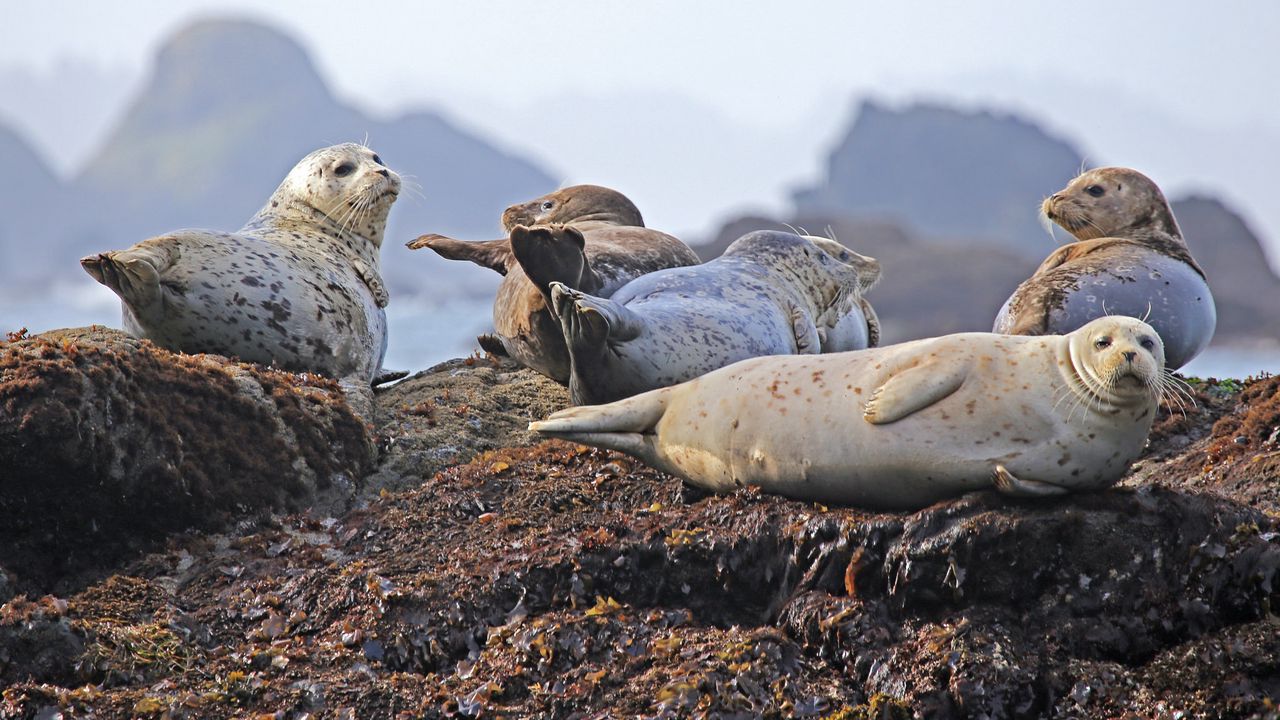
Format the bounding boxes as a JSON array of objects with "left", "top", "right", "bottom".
[
  {"left": 378, "top": 169, "right": 390, "bottom": 178},
  {"left": 1123, "top": 350, "right": 1137, "bottom": 362}
]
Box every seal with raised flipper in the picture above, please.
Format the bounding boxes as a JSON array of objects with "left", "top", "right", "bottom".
[
  {"left": 994, "top": 167, "right": 1215, "bottom": 369},
  {"left": 406, "top": 185, "right": 700, "bottom": 382},
  {"left": 81, "top": 142, "right": 401, "bottom": 385},
  {"left": 532, "top": 316, "right": 1167, "bottom": 510},
  {"left": 547, "top": 230, "right": 882, "bottom": 405}
]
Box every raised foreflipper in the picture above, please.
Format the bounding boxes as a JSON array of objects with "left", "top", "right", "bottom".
[
  {"left": 992, "top": 465, "right": 1069, "bottom": 497},
  {"left": 406, "top": 234, "right": 514, "bottom": 275},
  {"left": 510, "top": 225, "right": 603, "bottom": 297},
  {"left": 862, "top": 358, "right": 970, "bottom": 425}
]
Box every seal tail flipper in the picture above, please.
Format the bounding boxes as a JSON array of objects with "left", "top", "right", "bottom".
[
  {"left": 407, "top": 234, "right": 513, "bottom": 276},
  {"left": 510, "top": 224, "right": 603, "bottom": 296},
  {"left": 529, "top": 387, "right": 673, "bottom": 462},
  {"left": 477, "top": 333, "right": 509, "bottom": 357},
  {"left": 81, "top": 250, "right": 164, "bottom": 312},
  {"left": 548, "top": 282, "right": 644, "bottom": 351}
]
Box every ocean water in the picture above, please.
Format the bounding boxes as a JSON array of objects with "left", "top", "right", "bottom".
[{"left": 4, "top": 286, "right": 1278, "bottom": 381}]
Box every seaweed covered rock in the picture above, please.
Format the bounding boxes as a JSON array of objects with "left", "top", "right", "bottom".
[
  {"left": 367, "top": 355, "right": 569, "bottom": 493},
  {"left": 0, "top": 326, "right": 372, "bottom": 591}
]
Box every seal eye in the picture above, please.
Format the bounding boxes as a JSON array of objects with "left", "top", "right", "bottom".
[
  {"left": 372, "top": 154, "right": 384, "bottom": 166},
  {"left": 541, "top": 201, "right": 555, "bottom": 211},
  {"left": 1094, "top": 337, "right": 1112, "bottom": 349},
  {"left": 1085, "top": 185, "right": 1105, "bottom": 198},
  {"left": 1140, "top": 337, "right": 1155, "bottom": 351},
  {"left": 334, "top": 163, "right": 355, "bottom": 177}
]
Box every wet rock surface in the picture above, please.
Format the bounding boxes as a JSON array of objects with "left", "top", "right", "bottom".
[
  {"left": 1, "top": 337, "right": 1278, "bottom": 718},
  {"left": 0, "top": 327, "right": 372, "bottom": 592}
]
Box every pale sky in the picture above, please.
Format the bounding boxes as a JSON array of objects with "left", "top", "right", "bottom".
[{"left": 4, "top": 1, "right": 1278, "bottom": 248}]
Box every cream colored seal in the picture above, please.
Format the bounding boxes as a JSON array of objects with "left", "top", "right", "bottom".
[
  {"left": 82, "top": 143, "right": 399, "bottom": 384},
  {"left": 994, "top": 167, "right": 1214, "bottom": 369},
  {"left": 532, "top": 316, "right": 1167, "bottom": 510}
]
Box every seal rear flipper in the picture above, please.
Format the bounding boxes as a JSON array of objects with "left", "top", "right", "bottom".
[
  {"left": 863, "top": 358, "right": 970, "bottom": 425},
  {"left": 510, "top": 224, "right": 603, "bottom": 297},
  {"left": 407, "top": 234, "right": 513, "bottom": 276},
  {"left": 992, "top": 465, "right": 1069, "bottom": 497},
  {"left": 373, "top": 368, "right": 409, "bottom": 386},
  {"left": 548, "top": 282, "right": 643, "bottom": 351},
  {"left": 81, "top": 246, "right": 173, "bottom": 313},
  {"left": 529, "top": 384, "right": 670, "bottom": 440}
]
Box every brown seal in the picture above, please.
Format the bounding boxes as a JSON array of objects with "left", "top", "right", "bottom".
[
  {"left": 407, "top": 185, "right": 700, "bottom": 382},
  {"left": 994, "top": 167, "right": 1216, "bottom": 369}
]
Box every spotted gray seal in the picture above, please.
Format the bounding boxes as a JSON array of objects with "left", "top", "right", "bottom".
[
  {"left": 994, "top": 167, "right": 1215, "bottom": 369},
  {"left": 81, "top": 142, "right": 399, "bottom": 384},
  {"left": 533, "top": 316, "right": 1167, "bottom": 510},
  {"left": 406, "top": 185, "right": 700, "bottom": 382},
  {"left": 547, "top": 230, "right": 881, "bottom": 405}
]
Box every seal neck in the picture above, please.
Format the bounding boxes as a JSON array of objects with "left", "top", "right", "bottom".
[{"left": 247, "top": 195, "right": 385, "bottom": 270}]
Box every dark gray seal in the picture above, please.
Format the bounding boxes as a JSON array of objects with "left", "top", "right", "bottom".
[
  {"left": 81, "top": 142, "right": 399, "bottom": 384},
  {"left": 549, "top": 229, "right": 881, "bottom": 405},
  {"left": 406, "top": 185, "right": 700, "bottom": 382},
  {"left": 993, "top": 166, "right": 1215, "bottom": 369}
]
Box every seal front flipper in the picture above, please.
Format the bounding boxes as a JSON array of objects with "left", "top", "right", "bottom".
[
  {"left": 788, "top": 301, "right": 820, "bottom": 354},
  {"left": 352, "top": 258, "right": 390, "bottom": 308},
  {"left": 862, "top": 358, "right": 970, "bottom": 425},
  {"left": 510, "top": 224, "right": 603, "bottom": 297},
  {"left": 477, "top": 334, "right": 509, "bottom": 357},
  {"left": 992, "top": 465, "right": 1069, "bottom": 498},
  {"left": 407, "top": 234, "right": 513, "bottom": 276}
]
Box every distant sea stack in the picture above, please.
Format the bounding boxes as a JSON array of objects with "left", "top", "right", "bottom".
[{"left": 793, "top": 100, "right": 1083, "bottom": 256}]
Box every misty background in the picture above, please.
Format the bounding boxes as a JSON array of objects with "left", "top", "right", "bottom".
[{"left": 2, "top": 2, "right": 1278, "bottom": 378}]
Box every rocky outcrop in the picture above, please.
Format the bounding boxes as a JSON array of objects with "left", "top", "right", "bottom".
[
  {"left": 1, "top": 337, "right": 1278, "bottom": 717},
  {"left": 0, "top": 327, "right": 372, "bottom": 591},
  {"left": 792, "top": 101, "right": 1083, "bottom": 256}
]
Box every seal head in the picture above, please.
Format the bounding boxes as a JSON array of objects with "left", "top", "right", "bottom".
[{"left": 501, "top": 185, "right": 645, "bottom": 231}]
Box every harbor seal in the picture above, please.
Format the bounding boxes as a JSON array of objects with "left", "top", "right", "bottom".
[
  {"left": 406, "top": 185, "right": 699, "bottom": 382},
  {"left": 532, "top": 316, "right": 1166, "bottom": 510},
  {"left": 548, "top": 230, "right": 882, "bottom": 405},
  {"left": 81, "top": 142, "right": 399, "bottom": 384},
  {"left": 994, "top": 167, "right": 1215, "bottom": 369}
]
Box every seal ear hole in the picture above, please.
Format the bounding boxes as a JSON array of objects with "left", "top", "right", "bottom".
[
  {"left": 334, "top": 163, "right": 356, "bottom": 177},
  {"left": 1094, "top": 336, "right": 1112, "bottom": 349},
  {"left": 1085, "top": 185, "right": 1105, "bottom": 198}
]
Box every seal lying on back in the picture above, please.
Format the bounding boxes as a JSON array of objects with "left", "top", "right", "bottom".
[
  {"left": 407, "top": 185, "right": 699, "bottom": 382},
  {"left": 532, "top": 316, "right": 1166, "bottom": 510},
  {"left": 547, "top": 230, "right": 882, "bottom": 405},
  {"left": 82, "top": 143, "right": 400, "bottom": 384},
  {"left": 994, "top": 167, "right": 1215, "bottom": 369}
]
